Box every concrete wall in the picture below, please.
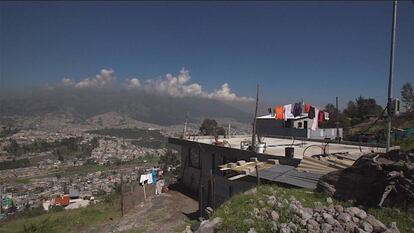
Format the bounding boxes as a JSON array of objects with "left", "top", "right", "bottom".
[
  {"left": 307, "top": 128, "right": 343, "bottom": 140},
  {"left": 171, "top": 138, "right": 301, "bottom": 217},
  {"left": 257, "top": 119, "right": 308, "bottom": 138},
  {"left": 293, "top": 118, "right": 313, "bottom": 129}
]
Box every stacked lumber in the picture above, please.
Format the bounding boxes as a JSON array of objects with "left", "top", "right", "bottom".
[
  {"left": 297, "top": 155, "right": 355, "bottom": 174},
  {"left": 219, "top": 158, "right": 276, "bottom": 181}
]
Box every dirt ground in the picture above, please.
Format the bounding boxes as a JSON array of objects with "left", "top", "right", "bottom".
[{"left": 81, "top": 190, "right": 198, "bottom": 233}]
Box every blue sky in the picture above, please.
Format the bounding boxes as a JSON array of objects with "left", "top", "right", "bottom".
[{"left": 1, "top": 1, "right": 413, "bottom": 107}]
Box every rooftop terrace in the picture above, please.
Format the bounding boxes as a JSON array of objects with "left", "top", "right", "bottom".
[{"left": 191, "top": 135, "right": 385, "bottom": 160}]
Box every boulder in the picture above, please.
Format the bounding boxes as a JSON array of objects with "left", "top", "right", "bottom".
[
  {"left": 364, "top": 215, "right": 387, "bottom": 232},
  {"left": 195, "top": 217, "right": 223, "bottom": 233}
]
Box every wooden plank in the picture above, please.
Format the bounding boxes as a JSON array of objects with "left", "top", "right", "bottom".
[{"left": 228, "top": 174, "right": 247, "bottom": 181}]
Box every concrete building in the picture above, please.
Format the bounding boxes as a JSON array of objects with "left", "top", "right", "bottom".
[
  {"left": 256, "top": 114, "right": 342, "bottom": 140},
  {"left": 169, "top": 135, "right": 384, "bottom": 217}
]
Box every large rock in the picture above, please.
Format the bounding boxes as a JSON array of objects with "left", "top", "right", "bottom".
[
  {"left": 195, "top": 217, "right": 223, "bottom": 233},
  {"left": 364, "top": 215, "right": 387, "bottom": 232},
  {"left": 337, "top": 212, "right": 352, "bottom": 223}
]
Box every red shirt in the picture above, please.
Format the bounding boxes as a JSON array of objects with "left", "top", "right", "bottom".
[
  {"left": 304, "top": 103, "right": 310, "bottom": 113},
  {"left": 318, "top": 111, "right": 324, "bottom": 122}
]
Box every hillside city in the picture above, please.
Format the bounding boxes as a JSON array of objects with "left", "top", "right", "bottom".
[{"left": 1, "top": 1, "right": 414, "bottom": 233}]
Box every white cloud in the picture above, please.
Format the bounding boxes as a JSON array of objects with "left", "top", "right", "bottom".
[
  {"left": 125, "top": 78, "right": 141, "bottom": 89},
  {"left": 61, "top": 78, "right": 75, "bottom": 86},
  {"left": 208, "top": 83, "right": 253, "bottom": 101},
  {"left": 61, "top": 68, "right": 116, "bottom": 89},
  {"left": 142, "top": 68, "right": 205, "bottom": 98},
  {"left": 59, "top": 68, "right": 253, "bottom": 102}
]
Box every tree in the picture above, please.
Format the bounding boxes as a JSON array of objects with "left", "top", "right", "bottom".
[
  {"left": 401, "top": 82, "right": 414, "bottom": 111},
  {"left": 158, "top": 149, "right": 180, "bottom": 168},
  {"left": 199, "top": 119, "right": 225, "bottom": 136},
  {"left": 343, "top": 97, "right": 383, "bottom": 125},
  {"left": 320, "top": 103, "right": 350, "bottom": 129}
]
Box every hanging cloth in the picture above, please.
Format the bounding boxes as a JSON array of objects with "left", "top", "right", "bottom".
[
  {"left": 293, "top": 102, "right": 303, "bottom": 117},
  {"left": 304, "top": 103, "right": 311, "bottom": 113},
  {"left": 140, "top": 174, "right": 150, "bottom": 184},
  {"left": 148, "top": 173, "right": 154, "bottom": 184},
  {"left": 274, "top": 106, "right": 284, "bottom": 120},
  {"left": 324, "top": 112, "right": 330, "bottom": 121},
  {"left": 284, "top": 104, "right": 294, "bottom": 121},
  {"left": 151, "top": 169, "right": 157, "bottom": 183},
  {"left": 311, "top": 108, "right": 319, "bottom": 130},
  {"left": 308, "top": 106, "right": 315, "bottom": 119},
  {"left": 318, "top": 111, "right": 324, "bottom": 123}
]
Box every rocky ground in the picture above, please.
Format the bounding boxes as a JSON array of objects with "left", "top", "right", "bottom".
[
  {"left": 197, "top": 197, "right": 400, "bottom": 233},
  {"left": 203, "top": 185, "right": 413, "bottom": 233}
]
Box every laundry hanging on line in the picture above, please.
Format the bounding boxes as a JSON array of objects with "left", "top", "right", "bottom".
[
  {"left": 318, "top": 111, "right": 325, "bottom": 123},
  {"left": 292, "top": 102, "right": 303, "bottom": 117},
  {"left": 324, "top": 112, "right": 330, "bottom": 121},
  {"left": 275, "top": 106, "right": 284, "bottom": 120},
  {"left": 311, "top": 108, "right": 319, "bottom": 130},
  {"left": 284, "top": 104, "right": 295, "bottom": 121}
]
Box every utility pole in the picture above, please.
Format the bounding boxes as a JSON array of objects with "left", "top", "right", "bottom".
[
  {"left": 228, "top": 123, "right": 231, "bottom": 139},
  {"left": 183, "top": 120, "right": 187, "bottom": 139},
  {"left": 336, "top": 96, "right": 340, "bottom": 142},
  {"left": 0, "top": 186, "right": 2, "bottom": 215},
  {"left": 119, "top": 139, "right": 124, "bottom": 217},
  {"left": 251, "top": 84, "right": 259, "bottom": 151},
  {"left": 386, "top": 0, "right": 398, "bottom": 152},
  {"left": 183, "top": 112, "right": 188, "bottom": 139}
]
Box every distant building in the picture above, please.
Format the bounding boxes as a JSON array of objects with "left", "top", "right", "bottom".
[
  {"left": 256, "top": 113, "right": 342, "bottom": 140},
  {"left": 53, "top": 195, "right": 70, "bottom": 206},
  {"left": 69, "top": 187, "right": 80, "bottom": 199}
]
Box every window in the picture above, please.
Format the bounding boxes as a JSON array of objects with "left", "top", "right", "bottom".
[
  {"left": 298, "top": 122, "right": 303, "bottom": 128},
  {"left": 304, "top": 121, "right": 308, "bottom": 129},
  {"left": 188, "top": 148, "right": 200, "bottom": 169}
]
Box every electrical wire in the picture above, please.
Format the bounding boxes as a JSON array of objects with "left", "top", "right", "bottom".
[
  {"left": 356, "top": 106, "right": 388, "bottom": 136},
  {"left": 346, "top": 106, "right": 388, "bottom": 152}
]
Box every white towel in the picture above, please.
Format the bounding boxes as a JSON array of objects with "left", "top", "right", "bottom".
[
  {"left": 311, "top": 108, "right": 319, "bottom": 130},
  {"left": 284, "top": 104, "right": 294, "bottom": 121},
  {"left": 324, "top": 112, "right": 330, "bottom": 120},
  {"left": 148, "top": 173, "right": 154, "bottom": 184},
  {"left": 139, "top": 174, "right": 149, "bottom": 184}
]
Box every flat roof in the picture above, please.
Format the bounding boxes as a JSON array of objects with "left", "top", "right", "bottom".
[{"left": 187, "top": 135, "right": 385, "bottom": 160}]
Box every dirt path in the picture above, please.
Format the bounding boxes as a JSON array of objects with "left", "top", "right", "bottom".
[{"left": 82, "top": 190, "right": 198, "bottom": 233}]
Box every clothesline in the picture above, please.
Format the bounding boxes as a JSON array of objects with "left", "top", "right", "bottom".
[
  {"left": 273, "top": 102, "right": 330, "bottom": 130},
  {"left": 139, "top": 168, "right": 166, "bottom": 195}
]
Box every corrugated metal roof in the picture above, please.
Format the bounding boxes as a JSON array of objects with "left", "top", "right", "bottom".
[{"left": 250, "top": 165, "right": 322, "bottom": 189}]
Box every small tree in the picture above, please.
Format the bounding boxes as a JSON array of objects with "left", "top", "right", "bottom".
[
  {"left": 199, "top": 119, "right": 225, "bottom": 136},
  {"left": 401, "top": 82, "right": 414, "bottom": 111}
]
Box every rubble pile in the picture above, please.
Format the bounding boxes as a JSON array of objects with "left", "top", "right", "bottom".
[{"left": 318, "top": 150, "right": 414, "bottom": 207}]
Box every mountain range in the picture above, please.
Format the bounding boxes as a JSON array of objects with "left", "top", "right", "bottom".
[{"left": 0, "top": 88, "right": 262, "bottom": 126}]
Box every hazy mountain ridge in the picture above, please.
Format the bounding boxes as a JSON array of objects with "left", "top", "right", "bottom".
[{"left": 0, "top": 88, "right": 256, "bottom": 126}]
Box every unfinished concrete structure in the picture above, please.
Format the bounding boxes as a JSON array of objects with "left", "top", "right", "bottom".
[{"left": 169, "top": 135, "right": 384, "bottom": 217}]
